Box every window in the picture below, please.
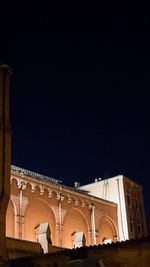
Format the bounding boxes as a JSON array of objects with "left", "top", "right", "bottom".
[
  {"left": 130, "top": 217, "right": 133, "bottom": 233},
  {"left": 126, "top": 190, "right": 131, "bottom": 207},
  {"left": 134, "top": 193, "right": 138, "bottom": 210}
]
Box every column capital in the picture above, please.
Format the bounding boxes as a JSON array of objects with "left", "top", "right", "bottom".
[
  {"left": 48, "top": 190, "right": 52, "bottom": 198},
  {"left": 40, "top": 186, "right": 44, "bottom": 195},
  {"left": 56, "top": 193, "right": 64, "bottom": 201},
  {"left": 31, "top": 183, "right": 36, "bottom": 193},
  {"left": 88, "top": 203, "right": 95, "bottom": 210},
  {"left": 17, "top": 179, "right": 27, "bottom": 190},
  {"left": 81, "top": 202, "right": 85, "bottom": 208},
  {"left": 75, "top": 200, "right": 79, "bottom": 206}
]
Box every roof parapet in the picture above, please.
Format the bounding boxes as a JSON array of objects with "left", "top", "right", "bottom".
[{"left": 11, "top": 165, "right": 62, "bottom": 184}]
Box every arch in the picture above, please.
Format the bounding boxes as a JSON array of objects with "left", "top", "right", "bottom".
[
  {"left": 6, "top": 198, "right": 15, "bottom": 237},
  {"left": 11, "top": 177, "right": 19, "bottom": 189},
  {"left": 98, "top": 216, "right": 117, "bottom": 244},
  {"left": 10, "top": 176, "right": 18, "bottom": 184},
  {"left": 26, "top": 182, "right": 32, "bottom": 190},
  {"left": 43, "top": 188, "right": 49, "bottom": 195},
  {"left": 24, "top": 198, "right": 56, "bottom": 245},
  {"left": 35, "top": 184, "right": 41, "bottom": 192},
  {"left": 62, "top": 208, "right": 89, "bottom": 248}
]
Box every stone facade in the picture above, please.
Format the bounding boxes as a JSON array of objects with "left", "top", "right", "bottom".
[
  {"left": 79, "top": 175, "right": 147, "bottom": 241},
  {"left": 4, "top": 163, "right": 148, "bottom": 259},
  {"left": 6, "top": 166, "right": 118, "bottom": 252}
]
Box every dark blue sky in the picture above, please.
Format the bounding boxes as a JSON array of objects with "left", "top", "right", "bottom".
[{"left": 1, "top": 4, "right": 150, "bottom": 232}]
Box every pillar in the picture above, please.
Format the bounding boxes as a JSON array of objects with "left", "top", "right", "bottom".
[
  {"left": 13, "top": 180, "right": 27, "bottom": 239},
  {"left": 56, "top": 189, "right": 64, "bottom": 247},
  {"left": 0, "top": 62, "right": 11, "bottom": 259},
  {"left": 91, "top": 204, "right": 96, "bottom": 245}
]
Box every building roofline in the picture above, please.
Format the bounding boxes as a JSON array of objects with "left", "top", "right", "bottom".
[
  {"left": 79, "top": 174, "right": 142, "bottom": 189},
  {"left": 79, "top": 175, "right": 123, "bottom": 189},
  {"left": 11, "top": 165, "right": 117, "bottom": 207},
  {"left": 11, "top": 165, "right": 62, "bottom": 184}
]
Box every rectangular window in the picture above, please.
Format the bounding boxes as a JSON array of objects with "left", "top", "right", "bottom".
[
  {"left": 130, "top": 217, "right": 133, "bottom": 232},
  {"left": 126, "top": 190, "right": 131, "bottom": 207}
]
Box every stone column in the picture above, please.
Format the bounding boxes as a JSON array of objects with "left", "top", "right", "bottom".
[
  {"left": 55, "top": 223, "right": 60, "bottom": 246},
  {"left": 17, "top": 181, "right": 27, "bottom": 240},
  {"left": 12, "top": 181, "right": 28, "bottom": 240},
  {"left": 18, "top": 187, "right": 23, "bottom": 239},
  {"left": 0, "top": 63, "right": 11, "bottom": 260},
  {"left": 59, "top": 195, "right": 64, "bottom": 247},
  {"left": 56, "top": 190, "right": 64, "bottom": 247},
  {"left": 58, "top": 200, "right": 62, "bottom": 247},
  {"left": 91, "top": 204, "right": 96, "bottom": 245}
]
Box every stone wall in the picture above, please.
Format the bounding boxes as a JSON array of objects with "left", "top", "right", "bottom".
[
  {"left": 4, "top": 237, "right": 150, "bottom": 267},
  {"left": 6, "top": 237, "right": 43, "bottom": 259},
  {"left": 6, "top": 169, "right": 118, "bottom": 250}
]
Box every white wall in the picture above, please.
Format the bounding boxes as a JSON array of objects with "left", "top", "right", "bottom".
[{"left": 79, "top": 175, "right": 129, "bottom": 241}]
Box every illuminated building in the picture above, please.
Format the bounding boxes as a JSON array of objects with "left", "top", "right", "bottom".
[
  {"left": 79, "top": 175, "right": 147, "bottom": 241},
  {"left": 6, "top": 166, "right": 147, "bottom": 254},
  {"left": 6, "top": 165, "right": 118, "bottom": 252}
]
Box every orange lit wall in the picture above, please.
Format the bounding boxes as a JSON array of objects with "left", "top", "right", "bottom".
[{"left": 6, "top": 170, "right": 118, "bottom": 249}]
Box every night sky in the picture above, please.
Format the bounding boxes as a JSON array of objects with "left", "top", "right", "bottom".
[{"left": 1, "top": 4, "right": 150, "bottom": 232}]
